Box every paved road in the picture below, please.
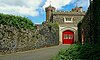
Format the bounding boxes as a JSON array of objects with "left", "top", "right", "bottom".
[{"left": 0, "top": 45, "right": 70, "bottom": 60}]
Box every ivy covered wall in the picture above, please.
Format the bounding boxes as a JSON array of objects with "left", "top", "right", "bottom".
[
  {"left": 93, "top": 0, "right": 100, "bottom": 44},
  {"left": 78, "top": 0, "right": 100, "bottom": 45}
]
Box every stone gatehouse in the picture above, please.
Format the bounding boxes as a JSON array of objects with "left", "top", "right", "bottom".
[{"left": 45, "top": 5, "right": 85, "bottom": 44}]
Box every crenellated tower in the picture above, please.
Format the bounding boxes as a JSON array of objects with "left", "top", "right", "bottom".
[{"left": 45, "top": 5, "right": 55, "bottom": 22}]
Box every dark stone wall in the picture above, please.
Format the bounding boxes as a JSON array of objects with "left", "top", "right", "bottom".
[
  {"left": 0, "top": 24, "right": 35, "bottom": 53},
  {"left": 0, "top": 23, "right": 59, "bottom": 54}
]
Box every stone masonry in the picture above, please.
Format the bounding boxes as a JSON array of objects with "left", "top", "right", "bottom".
[{"left": 0, "top": 23, "right": 59, "bottom": 54}]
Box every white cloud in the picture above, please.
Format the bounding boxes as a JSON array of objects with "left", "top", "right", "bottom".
[
  {"left": 0, "top": 0, "right": 89, "bottom": 17},
  {"left": 0, "top": 0, "right": 42, "bottom": 16},
  {"left": 69, "top": 0, "right": 90, "bottom": 10},
  {"left": 76, "top": 0, "right": 90, "bottom": 8},
  {"left": 43, "top": 0, "right": 72, "bottom": 9},
  {"left": 43, "top": 0, "right": 89, "bottom": 10}
]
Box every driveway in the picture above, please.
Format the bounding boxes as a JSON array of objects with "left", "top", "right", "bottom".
[{"left": 0, "top": 45, "right": 70, "bottom": 60}]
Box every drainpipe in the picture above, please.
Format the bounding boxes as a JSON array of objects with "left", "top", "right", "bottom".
[{"left": 82, "top": 28, "right": 84, "bottom": 45}]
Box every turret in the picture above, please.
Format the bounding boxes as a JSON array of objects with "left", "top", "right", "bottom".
[
  {"left": 45, "top": 5, "right": 55, "bottom": 22},
  {"left": 72, "top": 6, "right": 83, "bottom": 12}
]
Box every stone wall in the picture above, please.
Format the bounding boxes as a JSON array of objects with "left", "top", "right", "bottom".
[
  {"left": 0, "top": 23, "right": 59, "bottom": 54},
  {"left": 52, "top": 14, "right": 84, "bottom": 26}
]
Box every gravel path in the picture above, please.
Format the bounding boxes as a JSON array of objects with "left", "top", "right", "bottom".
[{"left": 0, "top": 45, "right": 70, "bottom": 60}]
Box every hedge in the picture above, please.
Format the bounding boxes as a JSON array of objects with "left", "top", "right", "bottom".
[
  {"left": 52, "top": 44, "right": 100, "bottom": 60},
  {"left": 0, "top": 13, "right": 35, "bottom": 30}
]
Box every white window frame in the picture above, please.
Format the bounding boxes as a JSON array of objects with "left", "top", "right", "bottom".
[{"left": 64, "top": 17, "right": 73, "bottom": 23}]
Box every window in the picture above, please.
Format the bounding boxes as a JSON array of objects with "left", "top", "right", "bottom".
[
  {"left": 64, "top": 34, "right": 73, "bottom": 39},
  {"left": 64, "top": 34, "right": 69, "bottom": 39},
  {"left": 64, "top": 17, "right": 73, "bottom": 23},
  {"left": 66, "top": 18, "right": 71, "bottom": 21},
  {"left": 69, "top": 35, "right": 73, "bottom": 39}
]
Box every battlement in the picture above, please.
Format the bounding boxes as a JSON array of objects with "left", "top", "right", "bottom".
[
  {"left": 52, "top": 11, "right": 86, "bottom": 15},
  {"left": 45, "top": 5, "right": 86, "bottom": 22},
  {"left": 52, "top": 6, "right": 86, "bottom": 15},
  {"left": 55, "top": 10, "right": 68, "bottom": 12}
]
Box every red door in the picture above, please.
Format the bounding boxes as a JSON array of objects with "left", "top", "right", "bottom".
[{"left": 62, "top": 30, "right": 74, "bottom": 44}]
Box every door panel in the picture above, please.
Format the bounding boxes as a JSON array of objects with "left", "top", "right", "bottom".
[{"left": 62, "top": 30, "right": 74, "bottom": 44}]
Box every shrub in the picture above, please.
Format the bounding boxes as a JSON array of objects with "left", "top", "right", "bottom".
[
  {"left": 0, "top": 13, "right": 35, "bottom": 30},
  {"left": 52, "top": 44, "right": 100, "bottom": 60}
]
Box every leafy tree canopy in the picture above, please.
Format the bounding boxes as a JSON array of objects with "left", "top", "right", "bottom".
[{"left": 0, "top": 13, "right": 35, "bottom": 30}]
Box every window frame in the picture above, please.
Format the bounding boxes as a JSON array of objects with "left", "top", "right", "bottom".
[{"left": 64, "top": 17, "right": 73, "bottom": 23}]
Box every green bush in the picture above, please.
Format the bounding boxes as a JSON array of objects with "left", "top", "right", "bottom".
[
  {"left": 77, "top": 21, "right": 82, "bottom": 43},
  {"left": 48, "top": 22, "right": 59, "bottom": 28},
  {"left": 52, "top": 44, "right": 100, "bottom": 60},
  {"left": 0, "top": 13, "right": 35, "bottom": 30}
]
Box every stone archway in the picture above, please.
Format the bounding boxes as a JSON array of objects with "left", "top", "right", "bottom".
[{"left": 59, "top": 26, "right": 77, "bottom": 44}]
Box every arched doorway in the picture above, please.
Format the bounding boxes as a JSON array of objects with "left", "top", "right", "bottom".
[{"left": 62, "top": 30, "right": 74, "bottom": 44}]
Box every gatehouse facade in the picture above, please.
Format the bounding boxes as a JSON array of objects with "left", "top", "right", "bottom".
[{"left": 45, "top": 5, "right": 85, "bottom": 44}]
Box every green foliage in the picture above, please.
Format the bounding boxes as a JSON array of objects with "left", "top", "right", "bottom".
[
  {"left": 52, "top": 44, "right": 100, "bottom": 60},
  {"left": 48, "top": 22, "right": 59, "bottom": 28},
  {"left": 0, "top": 13, "right": 35, "bottom": 30},
  {"left": 78, "top": 21, "right": 82, "bottom": 43}
]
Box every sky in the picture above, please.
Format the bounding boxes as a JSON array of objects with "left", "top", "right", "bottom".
[{"left": 0, "top": 0, "right": 90, "bottom": 24}]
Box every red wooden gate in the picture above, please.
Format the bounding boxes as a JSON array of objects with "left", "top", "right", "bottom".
[{"left": 62, "top": 30, "right": 74, "bottom": 44}]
